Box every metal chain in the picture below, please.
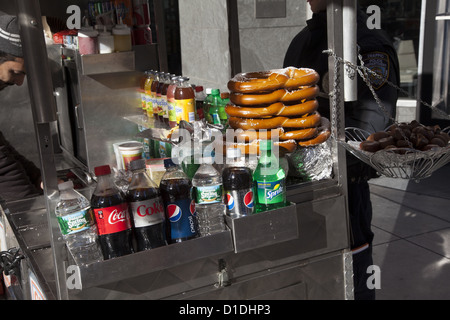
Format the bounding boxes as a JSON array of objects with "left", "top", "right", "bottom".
[
  {"left": 324, "top": 49, "right": 450, "bottom": 121},
  {"left": 325, "top": 49, "right": 342, "bottom": 140}
]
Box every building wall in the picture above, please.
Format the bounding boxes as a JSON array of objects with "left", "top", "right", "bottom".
[
  {"left": 237, "top": 0, "right": 310, "bottom": 72},
  {"left": 178, "top": 0, "right": 231, "bottom": 92},
  {"left": 177, "top": 0, "right": 310, "bottom": 91}
]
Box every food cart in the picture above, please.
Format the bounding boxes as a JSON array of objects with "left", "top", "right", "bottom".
[{"left": 0, "top": 0, "right": 355, "bottom": 300}]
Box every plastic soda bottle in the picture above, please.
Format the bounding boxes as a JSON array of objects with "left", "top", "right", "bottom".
[
  {"left": 144, "top": 70, "right": 154, "bottom": 119},
  {"left": 174, "top": 77, "right": 196, "bottom": 123},
  {"left": 91, "top": 165, "right": 134, "bottom": 260},
  {"left": 161, "top": 73, "right": 172, "bottom": 125},
  {"left": 167, "top": 75, "right": 180, "bottom": 128},
  {"left": 140, "top": 71, "right": 148, "bottom": 116},
  {"left": 219, "top": 92, "right": 230, "bottom": 128},
  {"left": 203, "top": 88, "right": 212, "bottom": 121},
  {"left": 253, "top": 140, "right": 287, "bottom": 213},
  {"left": 156, "top": 73, "right": 167, "bottom": 123},
  {"left": 159, "top": 159, "right": 198, "bottom": 243},
  {"left": 151, "top": 71, "right": 160, "bottom": 120},
  {"left": 127, "top": 159, "right": 167, "bottom": 251},
  {"left": 195, "top": 86, "right": 206, "bottom": 120},
  {"left": 222, "top": 148, "right": 254, "bottom": 218},
  {"left": 208, "top": 89, "right": 221, "bottom": 125}
]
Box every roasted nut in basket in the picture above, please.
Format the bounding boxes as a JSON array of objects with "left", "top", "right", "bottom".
[
  {"left": 360, "top": 121, "right": 449, "bottom": 153},
  {"left": 360, "top": 140, "right": 381, "bottom": 152}
]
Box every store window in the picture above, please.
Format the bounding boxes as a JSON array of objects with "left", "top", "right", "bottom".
[{"left": 360, "top": 0, "right": 422, "bottom": 99}]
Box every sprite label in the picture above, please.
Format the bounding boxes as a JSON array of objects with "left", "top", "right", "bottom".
[
  {"left": 194, "top": 185, "right": 222, "bottom": 204},
  {"left": 57, "top": 208, "right": 93, "bottom": 236},
  {"left": 255, "top": 179, "right": 285, "bottom": 205}
]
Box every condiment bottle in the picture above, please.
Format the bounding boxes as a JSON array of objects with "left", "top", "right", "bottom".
[
  {"left": 78, "top": 20, "right": 99, "bottom": 55},
  {"left": 98, "top": 26, "right": 114, "bottom": 54},
  {"left": 112, "top": 18, "right": 132, "bottom": 52}
]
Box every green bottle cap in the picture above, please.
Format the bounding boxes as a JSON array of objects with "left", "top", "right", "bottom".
[{"left": 259, "top": 140, "right": 272, "bottom": 151}]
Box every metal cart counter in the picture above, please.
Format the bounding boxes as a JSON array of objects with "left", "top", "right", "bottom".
[{"left": 1, "top": 177, "right": 352, "bottom": 300}]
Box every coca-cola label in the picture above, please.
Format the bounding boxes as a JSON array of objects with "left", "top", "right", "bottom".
[
  {"left": 93, "top": 203, "right": 132, "bottom": 236},
  {"left": 129, "top": 197, "right": 165, "bottom": 228}
]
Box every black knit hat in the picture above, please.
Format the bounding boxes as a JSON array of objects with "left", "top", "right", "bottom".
[{"left": 0, "top": 11, "right": 22, "bottom": 57}]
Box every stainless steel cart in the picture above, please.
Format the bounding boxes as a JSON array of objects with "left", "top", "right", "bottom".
[{"left": 0, "top": 0, "right": 354, "bottom": 300}]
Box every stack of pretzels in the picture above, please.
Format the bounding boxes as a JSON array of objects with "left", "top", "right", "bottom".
[{"left": 225, "top": 67, "right": 331, "bottom": 154}]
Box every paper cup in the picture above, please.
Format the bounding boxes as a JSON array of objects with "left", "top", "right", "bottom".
[{"left": 118, "top": 142, "right": 143, "bottom": 171}]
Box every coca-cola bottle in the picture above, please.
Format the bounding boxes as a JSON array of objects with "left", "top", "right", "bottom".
[
  {"left": 126, "top": 159, "right": 167, "bottom": 251},
  {"left": 91, "top": 165, "right": 134, "bottom": 260}
]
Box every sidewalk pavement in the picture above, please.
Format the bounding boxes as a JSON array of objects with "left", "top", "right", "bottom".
[{"left": 369, "top": 163, "right": 450, "bottom": 300}]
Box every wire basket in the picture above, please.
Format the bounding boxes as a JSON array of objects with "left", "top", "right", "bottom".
[{"left": 339, "top": 127, "right": 450, "bottom": 180}]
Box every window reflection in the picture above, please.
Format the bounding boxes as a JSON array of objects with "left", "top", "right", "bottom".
[{"left": 360, "top": 0, "right": 422, "bottom": 99}]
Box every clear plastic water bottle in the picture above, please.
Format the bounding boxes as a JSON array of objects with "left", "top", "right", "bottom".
[
  {"left": 56, "top": 181, "right": 103, "bottom": 265},
  {"left": 192, "top": 154, "right": 226, "bottom": 236}
]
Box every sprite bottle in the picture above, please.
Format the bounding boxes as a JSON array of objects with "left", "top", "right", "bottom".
[{"left": 253, "top": 140, "right": 286, "bottom": 213}]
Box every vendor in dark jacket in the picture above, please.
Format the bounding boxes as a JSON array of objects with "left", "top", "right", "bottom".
[
  {"left": 0, "top": 12, "right": 42, "bottom": 201},
  {"left": 284, "top": 0, "right": 400, "bottom": 300}
]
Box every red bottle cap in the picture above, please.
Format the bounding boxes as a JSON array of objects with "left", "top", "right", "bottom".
[{"left": 94, "top": 165, "right": 111, "bottom": 176}]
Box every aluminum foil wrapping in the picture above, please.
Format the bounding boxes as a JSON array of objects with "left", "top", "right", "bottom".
[{"left": 287, "top": 140, "right": 333, "bottom": 181}]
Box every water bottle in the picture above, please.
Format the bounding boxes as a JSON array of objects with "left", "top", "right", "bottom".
[
  {"left": 192, "top": 153, "right": 226, "bottom": 236},
  {"left": 56, "top": 181, "right": 103, "bottom": 265}
]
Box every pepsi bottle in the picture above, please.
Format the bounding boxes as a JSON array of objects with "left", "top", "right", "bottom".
[
  {"left": 159, "top": 159, "right": 198, "bottom": 243},
  {"left": 91, "top": 165, "right": 134, "bottom": 260},
  {"left": 222, "top": 148, "right": 254, "bottom": 218},
  {"left": 126, "top": 159, "right": 167, "bottom": 251}
]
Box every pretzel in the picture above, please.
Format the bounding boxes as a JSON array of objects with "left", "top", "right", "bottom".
[
  {"left": 227, "top": 71, "right": 289, "bottom": 93},
  {"left": 232, "top": 127, "right": 319, "bottom": 142},
  {"left": 280, "top": 128, "right": 319, "bottom": 141},
  {"left": 230, "top": 86, "right": 319, "bottom": 106},
  {"left": 280, "top": 86, "right": 320, "bottom": 103},
  {"left": 228, "top": 112, "right": 322, "bottom": 131},
  {"left": 297, "top": 117, "right": 331, "bottom": 147},
  {"left": 298, "top": 130, "right": 331, "bottom": 147},
  {"left": 230, "top": 89, "right": 286, "bottom": 106},
  {"left": 223, "top": 139, "right": 298, "bottom": 155},
  {"left": 228, "top": 67, "right": 319, "bottom": 94},
  {"left": 278, "top": 67, "right": 320, "bottom": 90},
  {"left": 225, "top": 100, "right": 318, "bottom": 118},
  {"left": 232, "top": 128, "right": 284, "bottom": 142}
]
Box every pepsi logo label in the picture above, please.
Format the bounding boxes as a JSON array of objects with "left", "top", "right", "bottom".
[
  {"left": 190, "top": 200, "right": 196, "bottom": 215},
  {"left": 226, "top": 193, "right": 235, "bottom": 210},
  {"left": 167, "top": 204, "right": 182, "bottom": 222},
  {"left": 244, "top": 191, "right": 254, "bottom": 209}
]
